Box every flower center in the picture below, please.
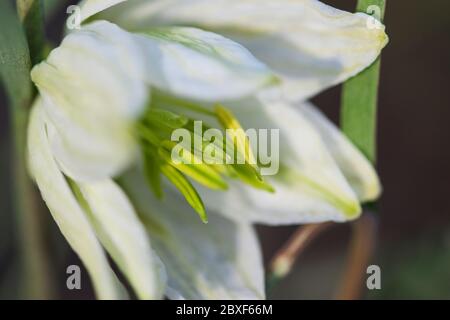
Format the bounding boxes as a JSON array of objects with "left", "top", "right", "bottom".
[{"left": 135, "top": 92, "right": 274, "bottom": 222}]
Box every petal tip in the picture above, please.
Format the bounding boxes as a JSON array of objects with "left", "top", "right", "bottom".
[{"left": 340, "top": 198, "right": 362, "bottom": 221}]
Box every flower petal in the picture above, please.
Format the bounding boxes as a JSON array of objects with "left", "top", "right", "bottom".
[
  {"left": 77, "top": 179, "right": 166, "bottom": 299},
  {"left": 133, "top": 26, "right": 276, "bottom": 101},
  {"left": 199, "top": 180, "right": 353, "bottom": 225},
  {"left": 122, "top": 171, "right": 265, "bottom": 299},
  {"left": 27, "top": 101, "right": 124, "bottom": 299},
  {"left": 297, "top": 102, "right": 381, "bottom": 202},
  {"left": 31, "top": 21, "right": 149, "bottom": 181},
  {"left": 198, "top": 97, "right": 363, "bottom": 224},
  {"left": 79, "top": 0, "right": 127, "bottom": 22},
  {"left": 102, "top": 0, "right": 388, "bottom": 101}
]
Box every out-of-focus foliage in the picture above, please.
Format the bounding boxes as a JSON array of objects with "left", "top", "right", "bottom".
[
  {"left": 369, "top": 234, "right": 450, "bottom": 299},
  {"left": 43, "top": 0, "right": 64, "bottom": 17}
]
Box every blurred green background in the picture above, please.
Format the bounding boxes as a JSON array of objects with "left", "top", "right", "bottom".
[{"left": 1, "top": 0, "right": 449, "bottom": 299}]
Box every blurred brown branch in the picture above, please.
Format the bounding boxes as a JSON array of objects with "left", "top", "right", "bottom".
[
  {"left": 266, "top": 212, "right": 378, "bottom": 299},
  {"left": 335, "top": 211, "right": 377, "bottom": 299},
  {"left": 266, "top": 222, "right": 334, "bottom": 292}
]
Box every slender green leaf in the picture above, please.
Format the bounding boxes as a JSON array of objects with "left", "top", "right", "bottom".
[
  {"left": 16, "top": 0, "right": 46, "bottom": 65},
  {"left": 0, "top": 1, "right": 54, "bottom": 298},
  {"left": 43, "top": 0, "right": 64, "bottom": 18},
  {"left": 0, "top": 1, "right": 33, "bottom": 109},
  {"left": 340, "top": 0, "right": 386, "bottom": 164}
]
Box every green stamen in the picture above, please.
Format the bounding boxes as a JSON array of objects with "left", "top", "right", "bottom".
[
  {"left": 136, "top": 97, "right": 275, "bottom": 222},
  {"left": 160, "top": 163, "right": 208, "bottom": 224}
]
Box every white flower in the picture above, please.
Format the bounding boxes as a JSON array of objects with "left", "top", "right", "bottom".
[
  {"left": 27, "top": 0, "right": 388, "bottom": 299},
  {"left": 31, "top": 20, "right": 274, "bottom": 181}
]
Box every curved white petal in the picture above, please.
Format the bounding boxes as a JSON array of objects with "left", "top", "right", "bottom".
[
  {"left": 31, "top": 20, "right": 149, "bottom": 181},
  {"left": 27, "top": 101, "right": 123, "bottom": 299},
  {"left": 297, "top": 102, "right": 381, "bottom": 202},
  {"left": 197, "top": 97, "right": 363, "bottom": 224},
  {"left": 77, "top": 179, "right": 166, "bottom": 299},
  {"left": 102, "top": 0, "right": 388, "bottom": 101},
  {"left": 122, "top": 172, "right": 265, "bottom": 299},
  {"left": 32, "top": 20, "right": 275, "bottom": 181},
  {"left": 133, "top": 26, "right": 276, "bottom": 101},
  {"left": 199, "top": 181, "right": 350, "bottom": 225},
  {"left": 79, "top": 0, "right": 127, "bottom": 22}
]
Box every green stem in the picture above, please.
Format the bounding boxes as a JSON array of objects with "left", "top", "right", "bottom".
[
  {"left": 10, "top": 92, "right": 55, "bottom": 299},
  {"left": 337, "top": 0, "right": 386, "bottom": 299},
  {"left": 0, "top": 0, "right": 53, "bottom": 298},
  {"left": 341, "top": 0, "right": 386, "bottom": 163},
  {"left": 17, "top": 0, "right": 46, "bottom": 65}
]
